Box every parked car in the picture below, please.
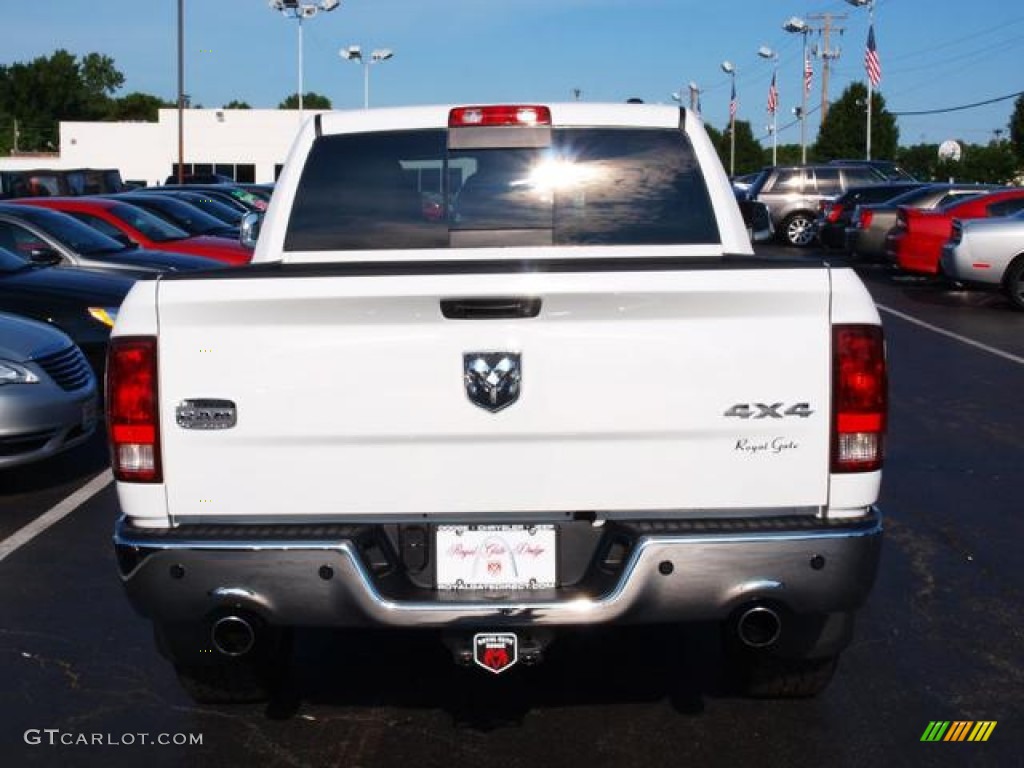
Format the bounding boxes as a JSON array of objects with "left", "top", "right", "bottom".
[
  {"left": 0, "top": 311, "right": 98, "bottom": 470},
  {"left": 745, "top": 163, "right": 887, "bottom": 246},
  {"left": 0, "top": 245, "right": 133, "bottom": 377},
  {"left": 845, "top": 183, "right": 1002, "bottom": 262},
  {"left": 730, "top": 172, "right": 761, "bottom": 196},
  {"left": 136, "top": 189, "right": 245, "bottom": 227},
  {"left": 736, "top": 198, "right": 774, "bottom": 243},
  {"left": 940, "top": 209, "right": 1024, "bottom": 310},
  {"left": 146, "top": 184, "right": 268, "bottom": 212},
  {"left": 108, "top": 192, "right": 239, "bottom": 239},
  {"left": 0, "top": 203, "right": 223, "bottom": 277},
  {"left": 12, "top": 197, "right": 252, "bottom": 266},
  {"left": 815, "top": 181, "right": 924, "bottom": 249},
  {"left": 165, "top": 173, "right": 236, "bottom": 185},
  {"left": 0, "top": 168, "right": 125, "bottom": 199},
  {"left": 885, "top": 188, "right": 1024, "bottom": 275}
]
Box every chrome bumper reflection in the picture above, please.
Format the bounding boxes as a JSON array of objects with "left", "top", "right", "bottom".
[{"left": 114, "top": 510, "right": 882, "bottom": 628}]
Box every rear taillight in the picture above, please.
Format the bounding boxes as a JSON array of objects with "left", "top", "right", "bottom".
[
  {"left": 826, "top": 203, "right": 844, "bottom": 223},
  {"left": 832, "top": 325, "right": 887, "bottom": 473},
  {"left": 106, "top": 336, "right": 161, "bottom": 482},
  {"left": 949, "top": 220, "right": 963, "bottom": 245},
  {"left": 858, "top": 209, "right": 874, "bottom": 229}
]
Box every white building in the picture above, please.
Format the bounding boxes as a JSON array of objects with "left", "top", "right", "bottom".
[{"left": 0, "top": 108, "right": 323, "bottom": 187}]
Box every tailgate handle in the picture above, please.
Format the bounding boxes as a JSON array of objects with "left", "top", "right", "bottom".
[{"left": 441, "top": 297, "right": 541, "bottom": 320}]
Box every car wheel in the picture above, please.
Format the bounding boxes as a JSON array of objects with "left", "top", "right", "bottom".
[
  {"left": 1004, "top": 255, "right": 1024, "bottom": 310},
  {"left": 781, "top": 212, "right": 816, "bottom": 248}
]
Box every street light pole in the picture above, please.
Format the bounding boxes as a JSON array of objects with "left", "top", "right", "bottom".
[
  {"left": 269, "top": 0, "right": 342, "bottom": 119},
  {"left": 758, "top": 46, "right": 778, "bottom": 166},
  {"left": 688, "top": 81, "right": 701, "bottom": 114},
  {"left": 297, "top": 12, "right": 304, "bottom": 113},
  {"left": 721, "top": 61, "right": 736, "bottom": 177},
  {"left": 177, "top": 0, "right": 184, "bottom": 184},
  {"left": 669, "top": 82, "right": 700, "bottom": 115},
  {"left": 784, "top": 17, "right": 811, "bottom": 164},
  {"left": 339, "top": 46, "right": 394, "bottom": 108}
]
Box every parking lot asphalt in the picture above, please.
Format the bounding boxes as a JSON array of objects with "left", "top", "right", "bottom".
[{"left": 0, "top": 251, "right": 1021, "bottom": 768}]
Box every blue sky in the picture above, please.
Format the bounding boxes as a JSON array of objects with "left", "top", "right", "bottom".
[{"left": 4, "top": 0, "right": 1023, "bottom": 149}]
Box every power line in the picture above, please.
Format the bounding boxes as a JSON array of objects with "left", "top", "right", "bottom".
[{"left": 891, "top": 89, "right": 1024, "bottom": 116}]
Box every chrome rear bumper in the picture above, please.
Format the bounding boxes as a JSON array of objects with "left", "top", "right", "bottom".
[{"left": 114, "top": 509, "right": 882, "bottom": 629}]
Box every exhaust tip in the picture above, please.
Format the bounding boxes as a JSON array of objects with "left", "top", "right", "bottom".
[
  {"left": 211, "top": 615, "right": 256, "bottom": 657},
  {"left": 736, "top": 605, "right": 782, "bottom": 649}
]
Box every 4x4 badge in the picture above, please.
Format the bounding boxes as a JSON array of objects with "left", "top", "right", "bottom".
[{"left": 463, "top": 352, "right": 521, "bottom": 412}]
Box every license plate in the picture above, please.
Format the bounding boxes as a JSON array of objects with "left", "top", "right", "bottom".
[{"left": 435, "top": 524, "right": 557, "bottom": 591}]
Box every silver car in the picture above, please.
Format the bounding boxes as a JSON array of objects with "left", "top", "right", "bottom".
[
  {"left": 0, "top": 311, "right": 98, "bottom": 469},
  {"left": 940, "top": 210, "right": 1024, "bottom": 310},
  {"left": 746, "top": 163, "right": 885, "bottom": 247}
]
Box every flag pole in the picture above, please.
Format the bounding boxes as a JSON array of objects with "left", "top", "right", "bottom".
[
  {"left": 866, "top": 5, "right": 874, "bottom": 160},
  {"left": 866, "top": 77, "right": 873, "bottom": 161}
]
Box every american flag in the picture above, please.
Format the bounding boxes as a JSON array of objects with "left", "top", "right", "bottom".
[
  {"left": 804, "top": 53, "right": 813, "bottom": 94},
  {"left": 767, "top": 72, "right": 778, "bottom": 114},
  {"left": 865, "top": 24, "right": 882, "bottom": 88},
  {"left": 729, "top": 80, "right": 737, "bottom": 118}
]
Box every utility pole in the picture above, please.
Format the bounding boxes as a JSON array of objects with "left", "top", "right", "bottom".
[{"left": 808, "top": 13, "right": 845, "bottom": 124}]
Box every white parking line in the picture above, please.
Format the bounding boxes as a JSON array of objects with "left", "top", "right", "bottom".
[
  {"left": 0, "top": 469, "right": 113, "bottom": 563},
  {"left": 876, "top": 304, "right": 1024, "bottom": 366}
]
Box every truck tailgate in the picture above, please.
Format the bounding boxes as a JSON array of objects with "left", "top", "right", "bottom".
[{"left": 156, "top": 266, "right": 832, "bottom": 519}]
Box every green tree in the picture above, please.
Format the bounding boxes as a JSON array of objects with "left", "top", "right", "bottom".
[
  {"left": 953, "top": 142, "right": 1019, "bottom": 184},
  {"left": 711, "top": 120, "right": 767, "bottom": 175},
  {"left": 223, "top": 100, "right": 251, "bottom": 109},
  {"left": 278, "top": 92, "right": 331, "bottom": 110},
  {"left": 106, "top": 92, "right": 173, "bottom": 121},
  {"left": 896, "top": 143, "right": 941, "bottom": 181},
  {"left": 897, "top": 140, "right": 1017, "bottom": 184},
  {"left": 0, "top": 49, "right": 127, "bottom": 153},
  {"left": 815, "top": 83, "right": 898, "bottom": 161},
  {"left": 79, "top": 53, "right": 125, "bottom": 101},
  {"left": 1009, "top": 93, "right": 1024, "bottom": 167},
  {"left": 775, "top": 143, "right": 806, "bottom": 166}
]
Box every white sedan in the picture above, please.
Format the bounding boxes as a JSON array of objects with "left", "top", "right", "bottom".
[{"left": 940, "top": 210, "right": 1024, "bottom": 310}]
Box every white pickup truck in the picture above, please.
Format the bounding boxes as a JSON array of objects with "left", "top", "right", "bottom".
[{"left": 108, "top": 103, "right": 886, "bottom": 703}]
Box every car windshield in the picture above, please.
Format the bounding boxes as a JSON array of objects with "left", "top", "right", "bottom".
[
  {"left": 110, "top": 202, "right": 190, "bottom": 242},
  {"left": 178, "top": 195, "right": 243, "bottom": 225},
  {"left": 126, "top": 196, "right": 225, "bottom": 235},
  {"left": 885, "top": 185, "right": 988, "bottom": 208},
  {"left": 4, "top": 205, "right": 131, "bottom": 255}
]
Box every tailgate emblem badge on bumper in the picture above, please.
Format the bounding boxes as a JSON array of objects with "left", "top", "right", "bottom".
[
  {"left": 473, "top": 632, "right": 518, "bottom": 674},
  {"left": 176, "top": 399, "right": 237, "bottom": 429},
  {"left": 463, "top": 352, "right": 521, "bottom": 412}
]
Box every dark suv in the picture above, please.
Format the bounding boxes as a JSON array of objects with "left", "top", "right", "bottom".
[{"left": 746, "top": 164, "right": 887, "bottom": 247}]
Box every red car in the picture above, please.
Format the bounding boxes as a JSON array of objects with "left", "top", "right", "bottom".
[
  {"left": 13, "top": 197, "right": 251, "bottom": 266},
  {"left": 885, "top": 188, "right": 1024, "bottom": 275}
]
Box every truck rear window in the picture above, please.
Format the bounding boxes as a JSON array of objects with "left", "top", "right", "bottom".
[{"left": 285, "top": 128, "right": 719, "bottom": 251}]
